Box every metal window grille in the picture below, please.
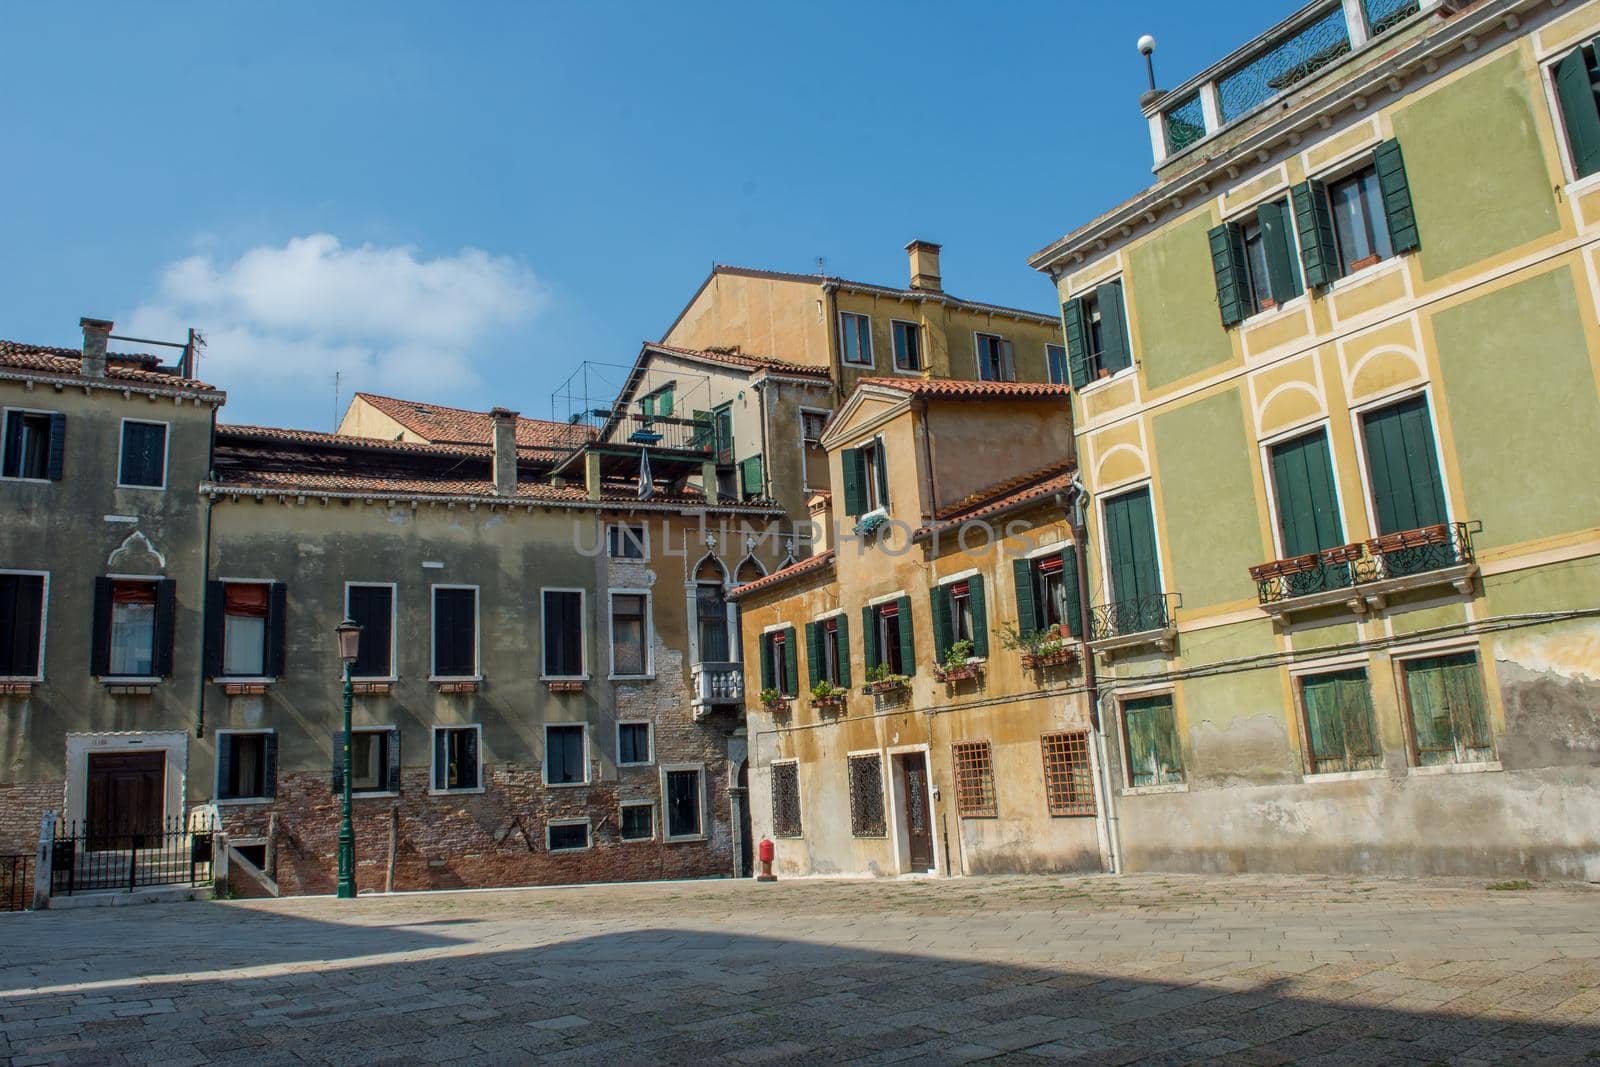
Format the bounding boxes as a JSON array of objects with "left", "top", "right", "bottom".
[
  {"left": 770, "top": 762, "right": 802, "bottom": 838},
  {"left": 951, "top": 740, "right": 997, "bottom": 818},
  {"left": 1, "top": 853, "right": 32, "bottom": 911},
  {"left": 1041, "top": 732, "right": 1096, "bottom": 817},
  {"left": 847, "top": 754, "right": 886, "bottom": 837}
]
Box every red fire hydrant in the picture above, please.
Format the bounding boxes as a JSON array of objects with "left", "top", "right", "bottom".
[{"left": 756, "top": 838, "right": 776, "bottom": 882}]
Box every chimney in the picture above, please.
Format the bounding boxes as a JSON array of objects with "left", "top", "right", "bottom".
[
  {"left": 905, "top": 240, "right": 942, "bottom": 292},
  {"left": 80, "top": 317, "right": 113, "bottom": 378},
  {"left": 489, "top": 407, "right": 519, "bottom": 496}
]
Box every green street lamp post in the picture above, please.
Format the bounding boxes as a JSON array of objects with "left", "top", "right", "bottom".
[{"left": 334, "top": 617, "right": 362, "bottom": 899}]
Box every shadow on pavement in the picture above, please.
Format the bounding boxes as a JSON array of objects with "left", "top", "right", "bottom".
[{"left": 3, "top": 915, "right": 1599, "bottom": 1063}]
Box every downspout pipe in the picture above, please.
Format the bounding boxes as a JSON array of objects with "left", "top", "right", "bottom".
[{"left": 196, "top": 407, "right": 218, "bottom": 739}]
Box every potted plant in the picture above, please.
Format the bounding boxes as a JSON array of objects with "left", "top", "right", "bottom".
[
  {"left": 759, "top": 688, "right": 791, "bottom": 714},
  {"left": 862, "top": 662, "right": 911, "bottom": 696},
  {"left": 932, "top": 639, "right": 983, "bottom": 683},
  {"left": 1001, "top": 622, "right": 1076, "bottom": 670},
  {"left": 811, "top": 679, "right": 846, "bottom": 710}
]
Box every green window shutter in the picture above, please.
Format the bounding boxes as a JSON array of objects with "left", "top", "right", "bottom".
[
  {"left": 1104, "top": 487, "right": 1161, "bottom": 606},
  {"left": 930, "top": 585, "right": 952, "bottom": 660},
  {"left": 1257, "top": 199, "right": 1303, "bottom": 303},
  {"left": 1124, "top": 695, "right": 1184, "bottom": 786},
  {"left": 1362, "top": 396, "right": 1447, "bottom": 534},
  {"left": 1011, "top": 558, "right": 1038, "bottom": 632},
  {"left": 1095, "top": 280, "right": 1130, "bottom": 374},
  {"left": 834, "top": 613, "right": 852, "bottom": 687},
  {"left": 1061, "top": 298, "right": 1091, "bottom": 389},
  {"left": 759, "top": 634, "right": 774, "bottom": 691},
  {"left": 1291, "top": 180, "right": 1338, "bottom": 288},
  {"left": 1302, "top": 669, "right": 1380, "bottom": 773},
  {"left": 805, "top": 621, "right": 822, "bottom": 686},
  {"left": 1404, "top": 652, "right": 1491, "bottom": 766},
  {"left": 968, "top": 574, "right": 989, "bottom": 657},
  {"left": 1373, "top": 139, "right": 1420, "bottom": 255},
  {"left": 861, "top": 605, "right": 878, "bottom": 671},
  {"left": 1207, "top": 223, "right": 1251, "bottom": 327},
  {"left": 1269, "top": 429, "right": 1345, "bottom": 557},
  {"left": 1556, "top": 45, "right": 1600, "bottom": 179},
  {"left": 691, "top": 409, "right": 712, "bottom": 448},
  {"left": 1062, "top": 546, "right": 1084, "bottom": 639},
  {"left": 783, "top": 626, "right": 799, "bottom": 696},
  {"left": 841, "top": 447, "right": 865, "bottom": 517},
  {"left": 741, "top": 455, "right": 764, "bottom": 498},
  {"left": 660, "top": 385, "right": 674, "bottom": 417},
  {"left": 895, "top": 595, "right": 915, "bottom": 674}
]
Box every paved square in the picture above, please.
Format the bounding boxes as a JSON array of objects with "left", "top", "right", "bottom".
[{"left": 4, "top": 874, "right": 1600, "bottom": 1064}]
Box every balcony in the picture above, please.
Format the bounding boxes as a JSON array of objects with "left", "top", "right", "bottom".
[
  {"left": 1089, "top": 593, "right": 1181, "bottom": 656},
  {"left": 1251, "top": 521, "right": 1478, "bottom": 619},
  {"left": 550, "top": 409, "right": 715, "bottom": 484},
  {"left": 691, "top": 661, "right": 743, "bottom": 721},
  {"left": 1149, "top": 0, "right": 1429, "bottom": 166}
]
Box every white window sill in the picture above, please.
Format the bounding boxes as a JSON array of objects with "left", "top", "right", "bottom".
[
  {"left": 352, "top": 790, "right": 400, "bottom": 800},
  {"left": 664, "top": 834, "right": 707, "bottom": 844},
  {"left": 1076, "top": 367, "right": 1135, "bottom": 397},
  {"left": 617, "top": 761, "right": 654, "bottom": 769},
  {"left": 1302, "top": 768, "right": 1388, "bottom": 784},
  {"left": 215, "top": 796, "right": 273, "bottom": 806},
  {"left": 1328, "top": 255, "right": 1404, "bottom": 292},
  {"left": 351, "top": 676, "right": 398, "bottom": 684},
  {"left": 621, "top": 835, "right": 656, "bottom": 844},
  {"left": 1120, "top": 782, "right": 1188, "bottom": 797},
  {"left": 891, "top": 366, "right": 922, "bottom": 376},
  {"left": 0, "top": 676, "right": 43, "bottom": 684},
  {"left": 115, "top": 484, "right": 167, "bottom": 492},
  {"left": 100, "top": 676, "right": 161, "bottom": 685},
  {"left": 1239, "top": 293, "right": 1309, "bottom": 328},
  {"left": 841, "top": 361, "right": 874, "bottom": 371},
  {"left": 1563, "top": 170, "right": 1600, "bottom": 198},
  {"left": 428, "top": 786, "right": 486, "bottom": 796},
  {"left": 540, "top": 675, "right": 591, "bottom": 683},
  {"left": 544, "top": 780, "right": 591, "bottom": 790},
  {"left": 610, "top": 674, "right": 656, "bottom": 682},
  {"left": 0, "top": 476, "right": 51, "bottom": 485},
  {"left": 1408, "top": 760, "right": 1502, "bottom": 777},
  {"left": 428, "top": 676, "right": 483, "bottom": 683},
  {"left": 215, "top": 676, "right": 277, "bottom": 685},
  {"left": 548, "top": 846, "right": 591, "bottom": 854}
]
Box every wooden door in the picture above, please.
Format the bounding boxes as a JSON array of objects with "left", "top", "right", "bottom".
[
  {"left": 86, "top": 751, "right": 164, "bottom": 843},
  {"left": 897, "top": 755, "right": 934, "bottom": 873}
]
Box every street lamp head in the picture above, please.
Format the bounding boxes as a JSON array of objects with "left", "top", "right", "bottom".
[{"left": 334, "top": 617, "right": 363, "bottom": 665}]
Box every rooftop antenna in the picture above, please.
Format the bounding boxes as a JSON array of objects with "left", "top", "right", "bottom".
[
  {"left": 1138, "top": 35, "right": 1163, "bottom": 108},
  {"left": 816, "top": 256, "right": 825, "bottom": 275}
]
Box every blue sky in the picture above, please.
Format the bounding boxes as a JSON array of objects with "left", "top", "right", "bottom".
[{"left": 6, "top": 1, "right": 1287, "bottom": 429}]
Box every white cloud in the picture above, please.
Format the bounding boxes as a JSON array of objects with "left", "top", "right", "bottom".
[{"left": 122, "top": 235, "right": 548, "bottom": 427}]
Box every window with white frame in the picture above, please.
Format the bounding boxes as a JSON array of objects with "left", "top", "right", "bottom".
[
  {"left": 431, "top": 586, "right": 477, "bottom": 678},
  {"left": 216, "top": 731, "right": 276, "bottom": 801},
  {"left": 547, "top": 820, "right": 590, "bottom": 852},
  {"left": 891, "top": 320, "right": 921, "bottom": 372},
  {"left": 118, "top": 420, "right": 168, "bottom": 489},
  {"left": 431, "top": 725, "right": 482, "bottom": 792},
  {"left": 545, "top": 723, "right": 587, "bottom": 785},
  {"left": 619, "top": 801, "right": 654, "bottom": 841},
  {"left": 220, "top": 582, "right": 271, "bottom": 677},
  {"left": 1046, "top": 344, "right": 1068, "bottom": 385},
  {"left": 840, "top": 437, "right": 888, "bottom": 516},
  {"left": 542, "top": 589, "right": 585, "bottom": 678},
  {"left": 338, "top": 727, "right": 401, "bottom": 794},
  {"left": 975, "top": 333, "right": 1015, "bottom": 382},
  {"left": 610, "top": 592, "right": 650, "bottom": 676},
  {"left": 663, "top": 766, "right": 704, "bottom": 839},
  {"left": 839, "top": 311, "right": 872, "bottom": 366},
  {"left": 2, "top": 410, "right": 61, "bottom": 481},
  {"left": 607, "top": 523, "right": 647, "bottom": 560},
  {"left": 617, "top": 721, "right": 652, "bottom": 766},
  {"left": 346, "top": 584, "right": 394, "bottom": 679},
  {"left": 0, "top": 572, "right": 46, "bottom": 679},
  {"left": 800, "top": 409, "right": 829, "bottom": 448},
  {"left": 105, "top": 578, "right": 162, "bottom": 676}
]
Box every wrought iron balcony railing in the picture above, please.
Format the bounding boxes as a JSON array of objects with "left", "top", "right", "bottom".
[
  {"left": 1252, "top": 521, "right": 1477, "bottom": 609},
  {"left": 583, "top": 409, "right": 714, "bottom": 455},
  {"left": 1090, "top": 592, "right": 1180, "bottom": 643}
]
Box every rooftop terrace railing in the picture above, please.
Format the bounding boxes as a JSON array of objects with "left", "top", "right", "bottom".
[{"left": 1154, "top": 0, "right": 1429, "bottom": 162}]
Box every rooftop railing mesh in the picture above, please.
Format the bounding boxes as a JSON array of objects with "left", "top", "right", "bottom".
[
  {"left": 1163, "top": 92, "right": 1207, "bottom": 155},
  {"left": 1217, "top": 5, "right": 1352, "bottom": 124}
]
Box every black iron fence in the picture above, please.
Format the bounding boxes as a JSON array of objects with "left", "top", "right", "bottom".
[
  {"left": 1090, "top": 592, "right": 1180, "bottom": 641},
  {"left": 1, "top": 853, "right": 31, "bottom": 911},
  {"left": 587, "top": 410, "right": 714, "bottom": 455},
  {"left": 1254, "top": 522, "right": 1477, "bottom": 606},
  {"left": 50, "top": 815, "right": 214, "bottom": 896}
]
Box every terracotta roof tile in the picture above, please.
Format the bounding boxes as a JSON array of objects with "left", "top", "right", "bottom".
[
  {"left": 855, "top": 377, "right": 1073, "bottom": 400},
  {"left": 728, "top": 550, "right": 835, "bottom": 600},
  {"left": 646, "top": 342, "right": 831, "bottom": 378},
  {"left": 0, "top": 340, "right": 220, "bottom": 392},
  {"left": 220, "top": 423, "right": 560, "bottom": 461},
  {"left": 352, "top": 392, "right": 594, "bottom": 452},
  {"left": 917, "top": 461, "right": 1076, "bottom": 536}
]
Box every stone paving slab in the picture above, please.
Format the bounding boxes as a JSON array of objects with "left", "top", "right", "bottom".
[{"left": 2, "top": 873, "right": 1600, "bottom": 1064}]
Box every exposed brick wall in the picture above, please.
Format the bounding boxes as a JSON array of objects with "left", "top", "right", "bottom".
[
  {"left": 219, "top": 761, "right": 731, "bottom": 896},
  {"left": 0, "top": 781, "right": 60, "bottom": 854}
]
